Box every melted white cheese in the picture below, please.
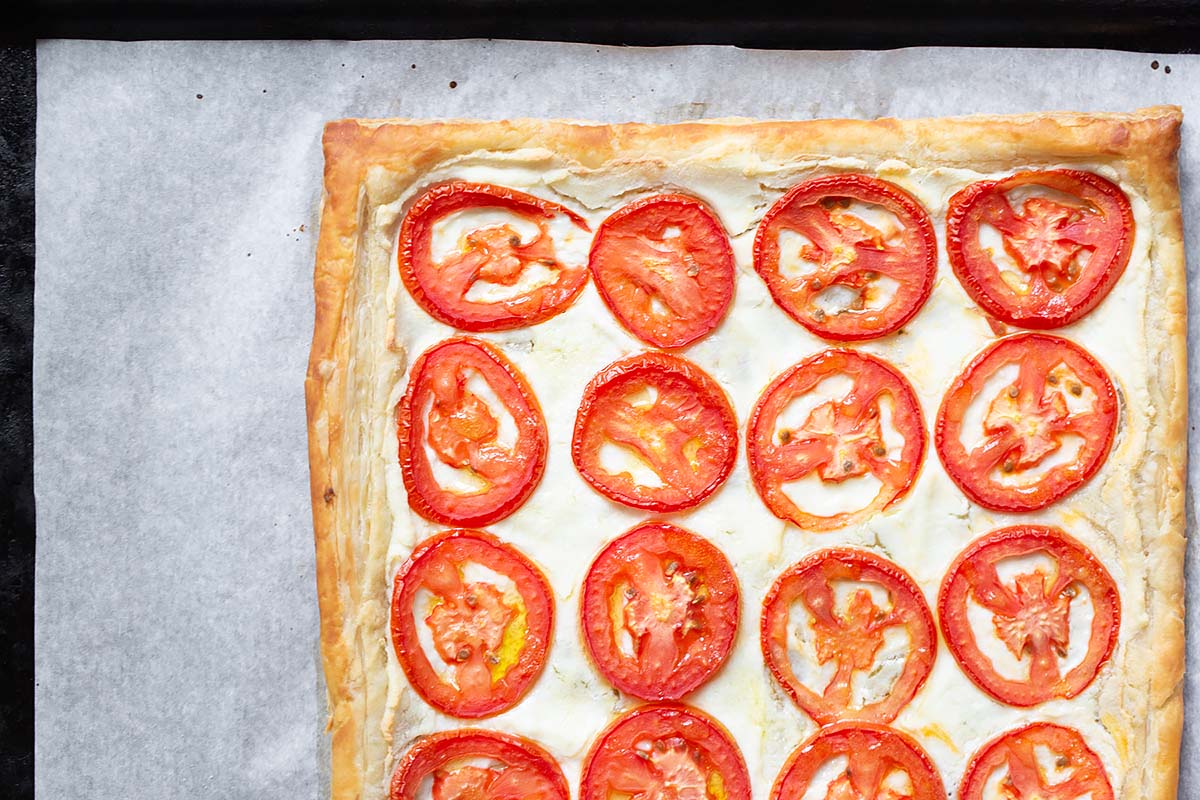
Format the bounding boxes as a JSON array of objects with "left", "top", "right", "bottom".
[{"left": 373, "top": 149, "right": 1153, "bottom": 799}]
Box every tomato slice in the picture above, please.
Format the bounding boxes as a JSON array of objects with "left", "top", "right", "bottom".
[
  {"left": 589, "top": 193, "right": 735, "bottom": 348},
  {"left": 947, "top": 169, "right": 1134, "bottom": 329},
  {"left": 761, "top": 548, "right": 935, "bottom": 724},
  {"left": 390, "top": 529, "right": 554, "bottom": 718},
  {"left": 747, "top": 349, "right": 926, "bottom": 531},
  {"left": 770, "top": 722, "right": 946, "bottom": 800},
  {"left": 581, "top": 522, "right": 740, "bottom": 701},
  {"left": 398, "top": 337, "right": 547, "bottom": 527},
  {"left": 960, "top": 723, "right": 1113, "bottom": 800},
  {"left": 390, "top": 729, "right": 569, "bottom": 800},
  {"left": 580, "top": 703, "right": 751, "bottom": 800},
  {"left": 753, "top": 174, "right": 937, "bottom": 341},
  {"left": 572, "top": 352, "right": 738, "bottom": 512},
  {"left": 399, "top": 181, "right": 591, "bottom": 331},
  {"left": 938, "top": 525, "right": 1120, "bottom": 707},
  {"left": 935, "top": 333, "right": 1117, "bottom": 512}
]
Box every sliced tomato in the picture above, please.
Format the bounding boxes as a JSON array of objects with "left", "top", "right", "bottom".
[
  {"left": 761, "top": 548, "right": 935, "bottom": 724},
  {"left": 398, "top": 337, "right": 547, "bottom": 527},
  {"left": 770, "top": 722, "right": 946, "bottom": 800},
  {"left": 935, "top": 333, "right": 1117, "bottom": 512},
  {"left": 753, "top": 174, "right": 937, "bottom": 341},
  {"left": 747, "top": 349, "right": 926, "bottom": 531},
  {"left": 589, "top": 193, "right": 735, "bottom": 348},
  {"left": 390, "top": 729, "right": 569, "bottom": 800},
  {"left": 947, "top": 169, "right": 1134, "bottom": 329},
  {"left": 572, "top": 352, "right": 738, "bottom": 512},
  {"left": 390, "top": 529, "right": 554, "bottom": 718},
  {"left": 960, "top": 723, "right": 1113, "bottom": 800},
  {"left": 399, "top": 181, "right": 591, "bottom": 331},
  {"left": 581, "top": 522, "right": 740, "bottom": 701},
  {"left": 580, "top": 703, "right": 751, "bottom": 800},
  {"left": 938, "top": 525, "right": 1120, "bottom": 707}
]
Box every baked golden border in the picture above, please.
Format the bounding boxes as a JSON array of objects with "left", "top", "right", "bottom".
[{"left": 305, "top": 107, "right": 1186, "bottom": 800}]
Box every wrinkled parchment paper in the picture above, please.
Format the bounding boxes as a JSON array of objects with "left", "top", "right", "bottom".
[{"left": 34, "top": 40, "right": 1199, "bottom": 797}]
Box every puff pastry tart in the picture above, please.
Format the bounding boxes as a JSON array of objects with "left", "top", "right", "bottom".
[{"left": 306, "top": 108, "right": 1186, "bottom": 800}]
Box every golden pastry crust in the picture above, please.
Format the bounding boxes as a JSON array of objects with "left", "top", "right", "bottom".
[{"left": 305, "top": 107, "right": 1186, "bottom": 800}]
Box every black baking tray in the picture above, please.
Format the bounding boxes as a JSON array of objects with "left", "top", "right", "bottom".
[{"left": 4, "top": 4, "right": 1198, "bottom": 796}]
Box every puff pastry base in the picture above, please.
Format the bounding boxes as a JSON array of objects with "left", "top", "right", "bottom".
[{"left": 306, "top": 108, "right": 1186, "bottom": 800}]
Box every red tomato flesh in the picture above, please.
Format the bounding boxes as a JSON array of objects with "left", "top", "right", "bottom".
[
  {"left": 390, "top": 729, "right": 569, "bottom": 800},
  {"left": 580, "top": 703, "right": 752, "bottom": 800},
  {"left": 754, "top": 174, "right": 937, "bottom": 341},
  {"left": 390, "top": 529, "right": 554, "bottom": 718},
  {"left": 938, "top": 525, "right": 1120, "bottom": 707},
  {"left": 761, "top": 548, "right": 935, "bottom": 724},
  {"left": 589, "top": 193, "right": 735, "bottom": 348},
  {"left": 573, "top": 352, "right": 738, "bottom": 512},
  {"left": 398, "top": 337, "right": 547, "bottom": 527},
  {"left": 582, "top": 522, "right": 740, "bottom": 701},
  {"left": 959, "top": 722, "right": 1113, "bottom": 800},
  {"left": 747, "top": 349, "right": 925, "bottom": 531},
  {"left": 399, "top": 181, "right": 591, "bottom": 331},
  {"left": 935, "top": 333, "right": 1117, "bottom": 512},
  {"left": 947, "top": 169, "right": 1134, "bottom": 329}
]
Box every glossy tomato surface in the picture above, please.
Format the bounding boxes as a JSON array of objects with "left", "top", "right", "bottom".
[
  {"left": 390, "top": 529, "right": 554, "bottom": 718},
  {"left": 399, "top": 181, "right": 591, "bottom": 330},
  {"left": 754, "top": 174, "right": 937, "bottom": 340},
  {"left": 390, "top": 729, "right": 569, "bottom": 800},
  {"left": 947, "top": 169, "right": 1134, "bottom": 329},
  {"left": 589, "top": 193, "right": 735, "bottom": 348},
  {"left": 398, "top": 337, "right": 547, "bottom": 527},
  {"left": 747, "top": 349, "right": 925, "bottom": 531},
  {"left": 582, "top": 522, "right": 740, "bottom": 701},
  {"left": 935, "top": 333, "right": 1117, "bottom": 512},
  {"left": 761, "top": 548, "right": 935, "bottom": 724},
  {"left": 573, "top": 352, "right": 738, "bottom": 512},
  {"left": 959, "top": 723, "right": 1113, "bottom": 800},
  {"left": 770, "top": 722, "right": 946, "bottom": 800},
  {"left": 580, "top": 703, "right": 751, "bottom": 800},
  {"left": 938, "top": 525, "right": 1120, "bottom": 707}
]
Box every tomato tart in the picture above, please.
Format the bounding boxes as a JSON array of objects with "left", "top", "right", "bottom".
[{"left": 307, "top": 109, "right": 1186, "bottom": 800}]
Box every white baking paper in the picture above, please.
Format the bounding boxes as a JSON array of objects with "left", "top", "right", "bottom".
[{"left": 34, "top": 40, "right": 1199, "bottom": 798}]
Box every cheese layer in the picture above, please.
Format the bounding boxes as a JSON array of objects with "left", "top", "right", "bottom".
[{"left": 370, "top": 150, "right": 1155, "bottom": 799}]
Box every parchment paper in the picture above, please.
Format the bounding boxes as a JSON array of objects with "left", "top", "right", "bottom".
[{"left": 34, "top": 40, "right": 1200, "bottom": 798}]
